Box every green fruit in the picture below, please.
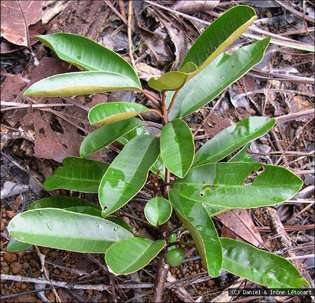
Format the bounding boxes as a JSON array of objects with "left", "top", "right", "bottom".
[
  {"left": 168, "top": 233, "right": 177, "bottom": 243},
  {"left": 166, "top": 248, "right": 185, "bottom": 267}
]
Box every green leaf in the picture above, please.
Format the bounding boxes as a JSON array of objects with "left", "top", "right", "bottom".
[
  {"left": 29, "top": 195, "right": 102, "bottom": 216},
  {"left": 229, "top": 144, "right": 255, "bottom": 163},
  {"left": 24, "top": 71, "right": 141, "bottom": 97},
  {"left": 148, "top": 71, "right": 188, "bottom": 92},
  {"left": 180, "top": 62, "right": 198, "bottom": 73},
  {"left": 7, "top": 239, "right": 32, "bottom": 252},
  {"left": 29, "top": 196, "right": 99, "bottom": 210},
  {"left": 115, "top": 126, "right": 166, "bottom": 180},
  {"left": 169, "top": 190, "right": 222, "bottom": 277},
  {"left": 8, "top": 208, "right": 133, "bottom": 253},
  {"left": 169, "top": 38, "right": 270, "bottom": 120},
  {"left": 116, "top": 125, "right": 149, "bottom": 145},
  {"left": 88, "top": 102, "right": 149, "bottom": 126},
  {"left": 80, "top": 118, "right": 142, "bottom": 157},
  {"left": 151, "top": 157, "right": 166, "bottom": 180},
  {"left": 105, "top": 237, "right": 165, "bottom": 275},
  {"left": 37, "top": 33, "right": 141, "bottom": 86},
  {"left": 144, "top": 197, "right": 172, "bottom": 226},
  {"left": 64, "top": 206, "right": 101, "bottom": 217},
  {"left": 44, "top": 157, "right": 108, "bottom": 193},
  {"left": 99, "top": 135, "right": 160, "bottom": 216},
  {"left": 195, "top": 116, "right": 275, "bottom": 166},
  {"left": 182, "top": 5, "right": 256, "bottom": 74},
  {"left": 221, "top": 238, "right": 309, "bottom": 288},
  {"left": 173, "top": 162, "right": 303, "bottom": 208},
  {"left": 160, "top": 119, "right": 194, "bottom": 178},
  {"left": 106, "top": 216, "right": 133, "bottom": 233}
]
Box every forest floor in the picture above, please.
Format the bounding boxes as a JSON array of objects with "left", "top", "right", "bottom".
[{"left": 1, "top": 0, "right": 314, "bottom": 302}]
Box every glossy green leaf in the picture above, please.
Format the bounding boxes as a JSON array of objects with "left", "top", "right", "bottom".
[
  {"left": 80, "top": 118, "right": 142, "bottom": 157},
  {"left": 151, "top": 157, "right": 166, "bottom": 180},
  {"left": 88, "top": 102, "right": 149, "bottom": 126},
  {"left": 229, "top": 144, "right": 255, "bottom": 163},
  {"left": 173, "top": 162, "right": 303, "bottom": 208},
  {"left": 180, "top": 62, "right": 198, "bottom": 73},
  {"left": 182, "top": 5, "right": 256, "bottom": 74},
  {"left": 195, "top": 116, "right": 275, "bottom": 166},
  {"left": 148, "top": 71, "right": 188, "bottom": 92},
  {"left": 221, "top": 238, "right": 309, "bottom": 288},
  {"left": 169, "top": 190, "right": 222, "bottom": 277},
  {"left": 8, "top": 208, "right": 133, "bottom": 253},
  {"left": 105, "top": 237, "right": 165, "bottom": 275},
  {"left": 7, "top": 239, "right": 32, "bottom": 252},
  {"left": 99, "top": 135, "right": 160, "bottom": 216},
  {"left": 106, "top": 216, "right": 133, "bottom": 233},
  {"left": 37, "top": 33, "right": 140, "bottom": 86},
  {"left": 169, "top": 38, "right": 270, "bottom": 120},
  {"left": 29, "top": 196, "right": 98, "bottom": 210},
  {"left": 30, "top": 196, "right": 133, "bottom": 227},
  {"left": 24, "top": 71, "right": 141, "bottom": 97},
  {"left": 64, "top": 206, "right": 101, "bottom": 217},
  {"left": 44, "top": 157, "right": 108, "bottom": 193},
  {"left": 116, "top": 125, "right": 149, "bottom": 145},
  {"left": 144, "top": 197, "right": 172, "bottom": 226},
  {"left": 115, "top": 126, "right": 166, "bottom": 180},
  {"left": 160, "top": 119, "right": 194, "bottom": 178}
]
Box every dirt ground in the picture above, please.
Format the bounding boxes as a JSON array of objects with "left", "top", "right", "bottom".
[{"left": 1, "top": 0, "right": 314, "bottom": 302}]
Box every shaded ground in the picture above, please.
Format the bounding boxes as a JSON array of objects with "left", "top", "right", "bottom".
[{"left": 1, "top": 0, "right": 314, "bottom": 302}]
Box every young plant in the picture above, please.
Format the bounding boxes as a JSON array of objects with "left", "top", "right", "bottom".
[{"left": 8, "top": 5, "right": 309, "bottom": 292}]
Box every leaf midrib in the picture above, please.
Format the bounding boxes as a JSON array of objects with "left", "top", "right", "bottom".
[{"left": 122, "top": 242, "right": 155, "bottom": 273}]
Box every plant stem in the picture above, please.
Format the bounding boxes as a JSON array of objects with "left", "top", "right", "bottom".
[
  {"left": 153, "top": 91, "right": 171, "bottom": 302},
  {"left": 161, "top": 92, "right": 168, "bottom": 124},
  {"left": 167, "top": 89, "right": 180, "bottom": 115}
]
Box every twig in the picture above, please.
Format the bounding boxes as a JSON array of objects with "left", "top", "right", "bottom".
[
  {"left": 127, "top": 0, "right": 136, "bottom": 68},
  {"left": 287, "top": 254, "right": 315, "bottom": 260},
  {"left": 233, "top": 88, "right": 314, "bottom": 102},
  {"left": 250, "top": 68, "right": 315, "bottom": 83},
  {"left": 1, "top": 101, "right": 73, "bottom": 112},
  {"left": 276, "top": 108, "right": 314, "bottom": 123},
  {"left": 0, "top": 274, "right": 154, "bottom": 290},
  {"left": 257, "top": 224, "right": 315, "bottom": 232},
  {"left": 118, "top": 0, "right": 126, "bottom": 19},
  {"left": 35, "top": 246, "right": 61, "bottom": 303},
  {"left": 142, "top": 89, "right": 161, "bottom": 107},
  {"left": 104, "top": 0, "right": 127, "bottom": 25},
  {"left": 144, "top": 0, "right": 315, "bottom": 52},
  {"left": 248, "top": 150, "right": 314, "bottom": 156},
  {"left": 166, "top": 272, "right": 195, "bottom": 302},
  {"left": 275, "top": 0, "right": 315, "bottom": 23},
  {"left": 153, "top": 262, "right": 169, "bottom": 302}
]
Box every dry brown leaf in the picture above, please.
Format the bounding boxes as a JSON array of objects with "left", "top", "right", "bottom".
[
  {"left": 218, "top": 209, "right": 264, "bottom": 246},
  {"left": 135, "top": 62, "right": 162, "bottom": 81},
  {"left": 1, "top": 0, "right": 43, "bottom": 46},
  {"left": 31, "top": 111, "right": 81, "bottom": 162},
  {"left": 172, "top": 0, "right": 219, "bottom": 13},
  {"left": 159, "top": 18, "right": 187, "bottom": 68},
  {"left": 141, "top": 28, "right": 173, "bottom": 66},
  {"left": 1, "top": 73, "right": 28, "bottom": 102},
  {"left": 42, "top": 0, "right": 68, "bottom": 25}
]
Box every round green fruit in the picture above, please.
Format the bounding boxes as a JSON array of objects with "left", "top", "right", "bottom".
[
  {"left": 166, "top": 247, "right": 185, "bottom": 267},
  {"left": 168, "top": 233, "right": 177, "bottom": 244}
]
